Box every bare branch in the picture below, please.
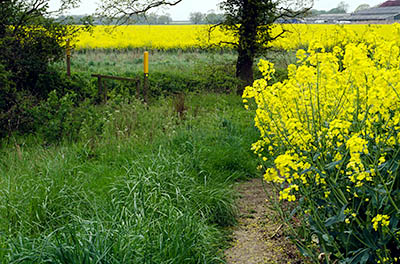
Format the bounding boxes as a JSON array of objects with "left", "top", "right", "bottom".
[
  {"left": 97, "top": 0, "right": 183, "bottom": 24},
  {"left": 13, "top": 0, "right": 47, "bottom": 35}
]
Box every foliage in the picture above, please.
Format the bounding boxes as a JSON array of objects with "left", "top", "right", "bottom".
[
  {"left": 0, "top": 0, "right": 90, "bottom": 136},
  {"left": 311, "top": 1, "right": 349, "bottom": 15},
  {"left": 190, "top": 12, "right": 205, "bottom": 24},
  {"left": 0, "top": 64, "right": 15, "bottom": 113},
  {"left": 0, "top": 69, "right": 92, "bottom": 138},
  {"left": 244, "top": 37, "right": 400, "bottom": 262},
  {"left": 55, "top": 49, "right": 240, "bottom": 96},
  {"left": 354, "top": 4, "right": 370, "bottom": 13},
  {"left": 0, "top": 0, "right": 70, "bottom": 95}
]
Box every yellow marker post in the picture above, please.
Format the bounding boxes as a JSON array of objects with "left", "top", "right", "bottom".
[
  {"left": 143, "top": 51, "right": 149, "bottom": 103},
  {"left": 144, "top": 51, "right": 149, "bottom": 75}
]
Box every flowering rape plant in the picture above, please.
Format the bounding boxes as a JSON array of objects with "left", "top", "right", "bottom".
[{"left": 244, "top": 41, "right": 400, "bottom": 262}]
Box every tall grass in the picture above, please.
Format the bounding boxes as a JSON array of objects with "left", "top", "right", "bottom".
[{"left": 0, "top": 93, "right": 259, "bottom": 263}]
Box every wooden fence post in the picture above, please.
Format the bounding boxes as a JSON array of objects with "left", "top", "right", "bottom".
[
  {"left": 136, "top": 79, "right": 140, "bottom": 99},
  {"left": 96, "top": 75, "right": 103, "bottom": 103},
  {"left": 66, "top": 39, "right": 71, "bottom": 77},
  {"left": 102, "top": 79, "right": 107, "bottom": 104}
]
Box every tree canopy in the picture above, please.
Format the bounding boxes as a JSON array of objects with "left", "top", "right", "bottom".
[
  {"left": 216, "top": 0, "right": 312, "bottom": 94},
  {"left": 354, "top": 4, "right": 371, "bottom": 12}
]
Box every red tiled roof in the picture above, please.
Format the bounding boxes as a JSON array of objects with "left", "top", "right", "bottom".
[{"left": 380, "top": 0, "right": 400, "bottom": 7}]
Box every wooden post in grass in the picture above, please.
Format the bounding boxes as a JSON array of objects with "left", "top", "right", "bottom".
[
  {"left": 143, "top": 51, "right": 149, "bottom": 103},
  {"left": 66, "top": 39, "right": 71, "bottom": 77},
  {"left": 97, "top": 75, "right": 103, "bottom": 103}
]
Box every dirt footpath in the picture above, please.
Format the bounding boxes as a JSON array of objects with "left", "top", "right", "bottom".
[{"left": 224, "top": 178, "right": 301, "bottom": 264}]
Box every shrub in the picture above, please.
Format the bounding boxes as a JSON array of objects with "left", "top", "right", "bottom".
[
  {"left": 0, "top": 0, "right": 90, "bottom": 137},
  {"left": 31, "top": 90, "right": 112, "bottom": 142}
]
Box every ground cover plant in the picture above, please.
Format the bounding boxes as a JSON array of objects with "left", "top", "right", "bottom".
[
  {"left": 244, "top": 33, "right": 400, "bottom": 263},
  {"left": 0, "top": 93, "right": 259, "bottom": 263}
]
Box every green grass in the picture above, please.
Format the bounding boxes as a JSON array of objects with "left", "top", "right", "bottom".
[
  {"left": 68, "top": 49, "right": 238, "bottom": 75},
  {"left": 0, "top": 48, "right": 294, "bottom": 262},
  {"left": 62, "top": 48, "right": 295, "bottom": 77},
  {"left": 52, "top": 49, "right": 294, "bottom": 96},
  {"left": 0, "top": 93, "right": 260, "bottom": 263}
]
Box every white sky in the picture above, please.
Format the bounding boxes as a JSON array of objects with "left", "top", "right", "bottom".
[{"left": 49, "top": 0, "right": 387, "bottom": 20}]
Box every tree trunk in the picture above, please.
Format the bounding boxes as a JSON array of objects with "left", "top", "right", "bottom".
[
  {"left": 236, "top": 48, "right": 254, "bottom": 95},
  {"left": 235, "top": 0, "right": 258, "bottom": 96}
]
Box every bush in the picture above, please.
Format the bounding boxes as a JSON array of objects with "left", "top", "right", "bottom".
[
  {"left": 0, "top": 63, "right": 15, "bottom": 111},
  {"left": 35, "top": 68, "right": 96, "bottom": 101},
  {"left": 0, "top": 0, "right": 90, "bottom": 137},
  {"left": 145, "top": 61, "right": 239, "bottom": 96},
  {"left": 31, "top": 90, "right": 111, "bottom": 142}
]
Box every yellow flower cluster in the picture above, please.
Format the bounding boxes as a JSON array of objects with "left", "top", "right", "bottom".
[
  {"left": 244, "top": 41, "right": 400, "bottom": 198},
  {"left": 372, "top": 214, "right": 390, "bottom": 231},
  {"left": 72, "top": 24, "right": 400, "bottom": 51}
]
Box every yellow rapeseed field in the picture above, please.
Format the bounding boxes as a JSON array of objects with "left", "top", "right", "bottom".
[
  {"left": 75, "top": 24, "right": 400, "bottom": 50},
  {"left": 75, "top": 25, "right": 231, "bottom": 49}
]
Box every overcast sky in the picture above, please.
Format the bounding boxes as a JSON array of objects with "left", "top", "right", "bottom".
[{"left": 49, "top": 0, "right": 387, "bottom": 20}]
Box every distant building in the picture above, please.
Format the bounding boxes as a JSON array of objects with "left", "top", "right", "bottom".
[
  {"left": 304, "top": 14, "right": 351, "bottom": 24},
  {"left": 306, "top": 1, "right": 400, "bottom": 24},
  {"left": 170, "top": 20, "right": 191, "bottom": 25},
  {"left": 348, "top": 3, "right": 400, "bottom": 22},
  {"left": 380, "top": 0, "right": 400, "bottom": 7}
]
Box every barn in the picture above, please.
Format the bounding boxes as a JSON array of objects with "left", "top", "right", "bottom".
[{"left": 349, "top": 0, "right": 400, "bottom": 23}]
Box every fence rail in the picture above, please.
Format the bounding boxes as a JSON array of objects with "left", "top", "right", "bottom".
[
  {"left": 67, "top": 46, "right": 150, "bottom": 104},
  {"left": 91, "top": 74, "right": 141, "bottom": 104}
]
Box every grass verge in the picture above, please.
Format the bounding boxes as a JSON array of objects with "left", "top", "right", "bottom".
[{"left": 0, "top": 93, "right": 259, "bottom": 263}]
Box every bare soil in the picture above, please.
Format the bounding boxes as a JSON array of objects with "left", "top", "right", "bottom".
[{"left": 224, "top": 178, "right": 302, "bottom": 264}]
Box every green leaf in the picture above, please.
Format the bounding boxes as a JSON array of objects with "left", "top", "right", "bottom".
[
  {"left": 325, "top": 216, "right": 338, "bottom": 227},
  {"left": 325, "top": 205, "right": 346, "bottom": 227},
  {"left": 322, "top": 234, "right": 331, "bottom": 242},
  {"left": 325, "top": 159, "right": 343, "bottom": 170},
  {"left": 360, "top": 251, "right": 370, "bottom": 264}
]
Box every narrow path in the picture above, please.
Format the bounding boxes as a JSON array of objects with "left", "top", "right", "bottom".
[{"left": 224, "top": 178, "right": 301, "bottom": 264}]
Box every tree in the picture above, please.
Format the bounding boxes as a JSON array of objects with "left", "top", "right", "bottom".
[
  {"left": 205, "top": 11, "right": 224, "bottom": 24},
  {"left": 217, "top": 0, "right": 312, "bottom": 94},
  {"left": 0, "top": 0, "right": 92, "bottom": 135},
  {"left": 157, "top": 14, "right": 172, "bottom": 24},
  {"left": 327, "top": 1, "right": 349, "bottom": 14},
  {"left": 354, "top": 4, "right": 370, "bottom": 12},
  {"left": 189, "top": 12, "right": 205, "bottom": 24},
  {"left": 337, "top": 1, "right": 349, "bottom": 12},
  {"left": 1, "top": 1, "right": 68, "bottom": 96}
]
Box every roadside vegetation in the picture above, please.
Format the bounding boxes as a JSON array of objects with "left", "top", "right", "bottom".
[{"left": 0, "top": 92, "right": 260, "bottom": 263}]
